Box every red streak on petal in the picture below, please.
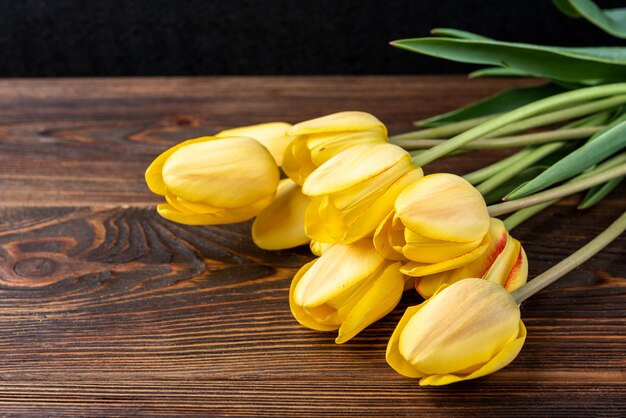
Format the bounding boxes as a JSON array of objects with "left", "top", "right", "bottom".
[
  {"left": 478, "top": 231, "right": 508, "bottom": 277},
  {"left": 504, "top": 249, "right": 524, "bottom": 289}
]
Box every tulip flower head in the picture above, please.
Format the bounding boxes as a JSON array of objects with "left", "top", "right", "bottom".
[
  {"left": 145, "top": 136, "right": 280, "bottom": 225},
  {"left": 374, "top": 173, "right": 491, "bottom": 277},
  {"left": 415, "top": 218, "right": 528, "bottom": 297},
  {"left": 216, "top": 122, "right": 293, "bottom": 166},
  {"left": 290, "top": 239, "right": 405, "bottom": 344},
  {"left": 303, "top": 142, "right": 424, "bottom": 245},
  {"left": 282, "top": 111, "right": 388, "bottom": 185},
  {"left": 387, "top": 278, "right": 527, "bottom": 385},
  {"left": 252, "top": 178, "right": 310, "bottom": 250}
]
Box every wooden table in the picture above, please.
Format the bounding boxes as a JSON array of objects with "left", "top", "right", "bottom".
[{"left": 0, "top": 76, "right": 624, "bottom": 416}]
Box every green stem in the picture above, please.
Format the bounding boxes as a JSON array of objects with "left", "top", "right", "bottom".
[
  {"left": 511, "top": 210, "right": 626, "bottom": 304},
  {"left": 411, "top": 83, "right": 626, "bottom": 167},
  {"left": 476, "top": 142, "right": 564, "bottom": 195},
  {"left": 390, "top": 114, "right": 497, "bottom": 141},
  {"left": 503, "top": 201, "right": 554, "bottom": 230},
  {"left": 464, "top": 149, "right": 534, "bottom": 185},
  {"left": 502, "top": 151, "right": 626, "bottom": 229},
  {"left": 487, "top": 164, "right": 626, "bottom": 216},
  {"left": 578, "top": 177, "right": 625, "bottom": 210},
  {"left": 393, "top": 126, "right": 602, "bottom": 150},
  {"left": 486, "top": 95, "right": 626, "bottom": 138}
]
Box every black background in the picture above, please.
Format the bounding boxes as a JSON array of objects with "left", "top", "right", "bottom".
[{"left": 1, "top": 0, "right": 624, "bottom": 77}]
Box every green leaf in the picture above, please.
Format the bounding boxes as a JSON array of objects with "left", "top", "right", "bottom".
[
  {"left": 553, "top": 0, "right": 582, "bottom": 17},
  {"left": 585, "top": 111, "right": 626, "bottom": 143},
  {"left": 506, "top": 120, "right": 626, "bottom": 199},
  {"left": 418, "top": 84, "right": 565, "bottom": 128},
  {"left": 578, "top": 177, "right": 625, "bottom": 209},
  {"left": 469, "top": 67, "right": 533, "bottom": 78},
  {"left": 554, "top": 0, "right": 626, "bottom": 39},
  {"left": 391, "top": 34, "right": 626, "bottom": 85},
  {"left": 482, "top": 166, "right": 548, "bottom": 205},
  {"left": 430, "top": 28, "right": 491, "bottom": 40}
]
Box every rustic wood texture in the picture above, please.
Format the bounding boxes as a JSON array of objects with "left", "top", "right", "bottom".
[{"left": 0, "top": 76, "right": 624, "bottom": 416}]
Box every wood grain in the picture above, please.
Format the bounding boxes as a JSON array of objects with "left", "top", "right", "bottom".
[{"left": 0, "top": 76, "right": 624, "bottom": 416}]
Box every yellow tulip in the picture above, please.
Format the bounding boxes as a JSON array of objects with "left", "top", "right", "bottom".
[
  {"left": 216, "top": 122, "right": 293, "bottom": 166},
  {"left": 374, "top": 173, "right": 490, "bottom": 276},
  {"left": 386, "top": 278, "right": 526, "bottom": 385},
  {"left": 252, "top": 179, "right": 310, "bottom": 250},
  {"left": 282, "top": 111, "right": 388, "bottom": 185},
  {"left": 416, "top": 218, "right": 528, "bottom": 298},
  {"left": 145, "top": 136, "right": 280, "bottom": 225},
  {"left": 303, "top": 142, "right": 424, "bottom": 245},
  {"left": 290, "top": 239, "right": 405, "bottom": 344}
]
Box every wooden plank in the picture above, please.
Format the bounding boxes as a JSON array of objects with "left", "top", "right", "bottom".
[
  {"left": 0, "top": 76, "right": 536, "bottom": 206},
  {"left": 0, "top": 77, "right": 624, "bottom": 415},
  {"left": 0, "top": 205, "right": 624, "bottom": 416}
]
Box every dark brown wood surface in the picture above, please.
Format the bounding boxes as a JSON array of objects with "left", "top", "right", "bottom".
[{"left": 0, "top": 76, "right": 624, "bottom": 416}]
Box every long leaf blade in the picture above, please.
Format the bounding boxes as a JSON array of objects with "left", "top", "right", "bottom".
[
  {"left": 555, "top": 0, "right": 626, "bottom": 39},
  {"left": 418, "top": 84, "right": 565, "bottom": 127},
  {"left": 506, "top": 120, "right": 626, "bottom": 199},
  {"left": 469, "top": 67, "right": 533, "bottom": 78},
  {"left": 430, "top": 28, "right": 491, "bottom": 40},
  {"left": 392, "top": 35, "right": 626, "bottom": 85}
]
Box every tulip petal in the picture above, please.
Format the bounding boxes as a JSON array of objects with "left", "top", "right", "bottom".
[
  {"left": 216, "top": 122, "right": 293, "bottom": 166},
  {"left": 418, "top": 321, "right": 526, "bottom": 386},
  {"left": 308, "top": 167, "right": 422, "bottom": 245},
  {"left": 287, "top": 111, "right": 387, "bottom": 137},
  {"left": 415, "top": 218, "right": 510, "bottom": 297},
  {"left": 401, "top": 233, "right": 490, "bottom": 277},
  {"left": 336, "top": 262, "right": 404, "bottom": 344},
  {"left": 168, "top": 193, "right": 223, "bottom": 214},
  {"left": 303, "top": 196, "right": 337, "bottom": 243},
  {"left": 162, "top": 136, "right": 280, "bottom": 208},
  {"left": 252, "top": 179, "right": 311, "bottom": 250},
  {"left": 308, "top": 132, "right": 386, "bottom": 166},
  {"left": 386, "top": 304, "right": 427, "bottom": 378},
  {"left": 329, "top": 159, "right": 413, "bottom": 213},
  {"left": 310, "top": 240, "right": 333, "bottom": 256},
  {"left": 483, "top": 236, "right": 521, "bottom": 286},
  {"left": 156, "top": 193, "right": 274, "bottom": 225},
  {"left": 402, "top": 230, "right": 484, "bottom": 264},
  {"left": 374, "top": 211, "right": 405, "bottom": 260},
  {"left": 292, "top": 240, "right": 385, "bottom": 308},
  {"left": 395, "top": 173, "right": 490, "bottom": 243},
  {"left": 289, "top": 260, "right": 338, "bottom": 332},
  {"left": 503, "top": 246, "right": 528, "bottom": 292},
  {"left": 282, "top": 137, "right": 318, "bottom": 185},
  {"left": 338, "top": 167, "right": 424, "bottom": 244},
  {"left": 145, "top": 136, "right": 215, "bottom": 196},
  {"left": 398, "top": 280, "right": 520, "bottom": 376},
  {"left": 302, "top": 143, "right": 411, "bottom": 196}
]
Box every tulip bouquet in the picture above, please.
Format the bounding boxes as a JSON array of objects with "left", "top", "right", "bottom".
[{"left": 145, "top": 0, "right": 626, "bottom": 386}]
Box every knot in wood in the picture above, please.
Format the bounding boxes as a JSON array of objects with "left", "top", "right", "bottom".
[{"left": 13, "top": 257, "right": 58, "bottom": 278}]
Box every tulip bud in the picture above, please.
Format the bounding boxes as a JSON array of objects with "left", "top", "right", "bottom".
[
  {"left": 252, "top": 179, "right": 310, "bottom": 250},
  {"left": 416, "top": 218, "right": 529, "bottom": 298},
  {"left": 374, "top": 173, "right": 491, "bottom": 276},
  {"left": 290, "top": 239, "right": 405, "bottom": 343},
  {"left": 282, "top": 111, "right": 388, "bottom": 185},
  {"left": 145, "top": 136, "right": 280, "bottom": 225},
  {"left": 303, "top": 142, "right": 424, "bottom": 245},
  {"left": 216, "top": 122, "right": 293, "bottom": 166},
  {"left": 387, "top": 278, "right": 526, "bottom": 385}
]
